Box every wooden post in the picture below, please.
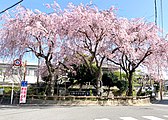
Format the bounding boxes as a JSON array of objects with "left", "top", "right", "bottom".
[{"left": 23, "top": 61, "right": 27, "bottom": 81}]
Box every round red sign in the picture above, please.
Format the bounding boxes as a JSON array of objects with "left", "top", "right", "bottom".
[{"left": 13, "top": 59, "right": 22, "bottom": 66}]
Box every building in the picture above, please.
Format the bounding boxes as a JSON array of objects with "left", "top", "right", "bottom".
[
  {"left": 0, "top": 62, "right": 41, "bottom": 84},
  {"left": 164, "top": 80, "right": 168, "bottom": 91}
]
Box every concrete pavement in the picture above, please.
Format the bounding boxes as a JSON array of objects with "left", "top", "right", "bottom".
[{"left": 0, "top": 95, "right": 168, "bottom": 120}]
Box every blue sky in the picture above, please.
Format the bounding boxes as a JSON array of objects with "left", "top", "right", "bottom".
[
  {"left": 0, "top": 0, "right": 167, "bottom": 33},
  {"left": 0, "top": 0, "right": 167, "bottom": 64}
]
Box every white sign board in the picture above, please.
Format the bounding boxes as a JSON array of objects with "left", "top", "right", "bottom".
[
  {"left": 0, "top": 88, "right": 4, "bottom": 95},
  {"left": 19, "top": 81, "right": 28, "bottom": 104}
]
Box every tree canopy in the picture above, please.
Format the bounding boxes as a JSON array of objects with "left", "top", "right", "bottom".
[{"left": 0, "top": 2, "right": 167, "bottom": 96}]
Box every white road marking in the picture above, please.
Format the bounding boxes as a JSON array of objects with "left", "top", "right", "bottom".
[
  {"left": 95, "top": 118, "right": 110, "bottom": 120},
  {"left": 163, "top": 115, "right": 168, "bottom": 118},
  {"left": 142, "top": 116, "right": 165, "bottom": 120},
  {"left": 120, "top": 117, "right": 138, "bottom": 120},
  {"left": 95, "top": 115, "right": 168, "bottom": 120}
]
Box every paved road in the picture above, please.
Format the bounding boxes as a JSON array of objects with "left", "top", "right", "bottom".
[{"left": 0, "top": 102, "right": 168, "bottom": 120}]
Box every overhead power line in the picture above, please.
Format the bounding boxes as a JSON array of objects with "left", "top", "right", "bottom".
[{"left": 0, "top": 0, "right": 23, "bottom": 14}]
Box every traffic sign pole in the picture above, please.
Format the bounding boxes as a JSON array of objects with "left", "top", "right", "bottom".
[
  {"left": 23, "top": 60, "right": 27, "bottom": 81},
  {"left": 10, "top": 82, "right": 14, "bottom": 104}
]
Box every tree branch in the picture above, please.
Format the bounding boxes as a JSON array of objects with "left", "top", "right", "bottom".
[
  {"left": 107, "top": 58, "right": 120, "bottom": 66},
  {"left": 134, "top": 49, "right": 152, "bottom": 70}
]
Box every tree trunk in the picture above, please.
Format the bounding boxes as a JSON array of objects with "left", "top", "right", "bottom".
[
  {"left": 127, "top": 72, "right": 133, "bottom": 96},
  {"left": 50, "top": 73, "right": 55, "bottom": 96},
  {"left": 44, "top": 59, "right": 56, "bottom": 96},
  {"left": 96, "top": 69, "right": 102, "bottom": 96},
  {"left": 79, "top": 83, "right": 83, "bottom": 91},
  {"left": 107, "top": 86, "right": 110, "bottom": 97},
  {"left": 44, "top": 72, "right": 55, "bottom": 96}
]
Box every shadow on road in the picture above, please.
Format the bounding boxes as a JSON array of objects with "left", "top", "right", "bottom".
[{"left": 152, "top": 97, "right": 168, "bottom": 105}]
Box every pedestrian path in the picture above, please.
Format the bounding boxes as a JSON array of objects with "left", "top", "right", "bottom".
[{"left": 95, "top": 115, "right": 168, "bottom": 120}]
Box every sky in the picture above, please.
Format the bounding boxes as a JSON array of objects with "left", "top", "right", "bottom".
[
  {"left": 0, "top": 0, "right": 168, "bottom": 64},
  {"left": 0, "top": 0, "right": 167, "bottom": 33}
]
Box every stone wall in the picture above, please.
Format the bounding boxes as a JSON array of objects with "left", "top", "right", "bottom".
[
  {"left": 0, "top": 95, "right": 150, "bottom": 105},
  {"left": 26, "top": 96, "right": 150, "bottom": 106}
]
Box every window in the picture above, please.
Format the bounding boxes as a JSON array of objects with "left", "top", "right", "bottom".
[{"left": 27, "top": 68, "right": 35, "bottom": 76}]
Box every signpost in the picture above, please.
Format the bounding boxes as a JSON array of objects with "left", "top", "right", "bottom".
[
  {"left": 19, "top": 81, "right": 28, "bottom": 104},
  {"left": 10, "top": 82, "right": 14, "bottom": 104},
  {"left": 13, "top": 59, "right": 28, "bottom": 104}
]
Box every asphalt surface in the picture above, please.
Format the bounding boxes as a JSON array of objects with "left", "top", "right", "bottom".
[
  {"left": 0, "top": 100, "right": 168, "bottom": 120},
  {"left": 0, "top": 95, "right": 168, "bottom": 120}
]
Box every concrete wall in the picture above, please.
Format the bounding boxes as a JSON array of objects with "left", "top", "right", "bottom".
[{"left": 25, "top": 96, "right": 150, "bottom": 106}]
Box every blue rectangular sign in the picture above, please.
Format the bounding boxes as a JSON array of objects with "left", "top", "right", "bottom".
[{"left": 21, "top": 81, "right": 28, "bottom": 87}]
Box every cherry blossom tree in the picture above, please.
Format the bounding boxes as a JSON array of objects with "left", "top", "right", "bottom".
[
  {"left": 0, "top": 5, "right": 62, "bottom": 96},
  {"left": 107, "top": 18, "right": 165, "bottom": 96},
  {"left": 0, "top": 2, "right": 166, "bottom": 97},
  {"left": 58, "top": 3, "right": 120, "bottom": 95}
]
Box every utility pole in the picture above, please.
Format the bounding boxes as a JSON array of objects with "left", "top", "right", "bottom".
[
  {"left": 160, "top": 0, "right": 164, "bottom": 101},
  {"left": 154, "top": 0, "right": 157, "bottom": 25},
  {"left": 154, "top": 0, "right": 164, "bottom": 101},
  {"left": 36, "top": 58, "right": 40, "bottom": 94}
]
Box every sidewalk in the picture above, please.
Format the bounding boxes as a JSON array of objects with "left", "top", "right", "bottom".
[
  {"left": 0, "top": 104, "right": 19, "bottom": 108},
  {"left": 151, "top": 94, "right": 168, "bottom": 105}
]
